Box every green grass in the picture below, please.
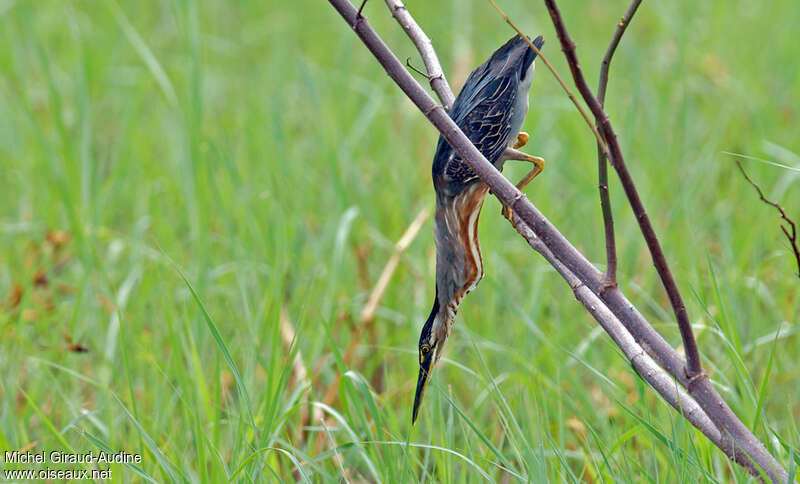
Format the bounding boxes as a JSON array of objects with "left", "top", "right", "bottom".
[{"left": 1, "top": 0, "right": 799, "bottom": 481}]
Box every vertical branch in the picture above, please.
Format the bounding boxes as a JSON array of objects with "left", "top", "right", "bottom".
[
  {"left": 596, "top": 0, "right": 643, "bottom": 285},
  {"left": 542, "top": 0, "right": 703, "bottom": 379}
]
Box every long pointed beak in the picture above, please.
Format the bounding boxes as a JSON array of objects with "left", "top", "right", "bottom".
[{"left": 412, "top": 353, "right": 434, "bottom": 424}]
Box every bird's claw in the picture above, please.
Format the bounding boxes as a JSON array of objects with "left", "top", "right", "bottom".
[
  {"left": 513, "top": 132, "right": 530, "bottom": 149},
  {"left": 500, "top": 154, "right": 546, "bottom": 226},
  {"left": 514, "top": 157, "right": 546, "bottom": 191},
  {"left": 502, "top": 205, "right": 517, "bottom": 228}
]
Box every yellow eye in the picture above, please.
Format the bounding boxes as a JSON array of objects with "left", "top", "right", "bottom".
[{"left": 419, "top": 346, "right": 430, "bottom": 364}]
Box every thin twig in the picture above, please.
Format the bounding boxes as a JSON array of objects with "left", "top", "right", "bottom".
[
  {"left": 597, "top": 0, "right": 643, "bottom": 104},
  {"left": 406, "top": 58, "right": 432, "bottom": 79},
  {"left": 736, "top": 160, "right": 800, "bottom": 278},
  {"left": 327, "top": 1, "right": 790, "bottom": 481},
  {"left": 541, "top": 0, "right": 704, "bottom": 379},
  {"left": 596, "top": 0, "right": 642, "bottom": 285}
]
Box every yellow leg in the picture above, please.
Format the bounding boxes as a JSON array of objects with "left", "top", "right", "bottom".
[
  {"left": 502, "top": 155, "right": 546, "bottom": 224},
  {"left": 515, "top": 156, "right": 545, "bottom": 191}
]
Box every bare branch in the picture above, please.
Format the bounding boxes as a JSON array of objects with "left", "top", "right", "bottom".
[
  {"left": 506, "top": 210, "right": 732, "bottom": 454},
  {"left": 385, "top": 0, "right": 455, "bottom": 110},
  {"left": 541, "top": 0, "right": 704, "bottom": 379},
  {"left": 596, "top": 0, "right": 642, "bottom": 286},
  {"left": 597, "top": 0, "right": 643, "bottom": 104},
  {"left": 328, "top": 0, "right": 790, "bottom": 480},
  {"left": 540, "top": 2, "right": 788, "bottom": 479},
  {"left": 596, "top": 161, "right": 616, "bottom": 285},
  {"left": 737, "top": 160, "right": 800, "bottom": 278},
  {"left": 506, "top": 208, "right": 788, "bottom": 475}
]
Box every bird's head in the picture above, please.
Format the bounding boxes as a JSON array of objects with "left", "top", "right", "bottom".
[{"left": 412, "top": 296, "right": 445, "bottom": 424}]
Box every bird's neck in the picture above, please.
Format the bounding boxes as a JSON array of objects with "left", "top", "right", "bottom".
[{"left": 433, "top": 182, "right": 490, "bottom": 334}]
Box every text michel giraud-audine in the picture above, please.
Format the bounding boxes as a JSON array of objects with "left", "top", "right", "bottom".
[{"left": 4, "top": 450, "right": 141, "bottom": 464}]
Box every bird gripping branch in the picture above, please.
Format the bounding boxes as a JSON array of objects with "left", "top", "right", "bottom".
[{"left": 413, "top": 34, "right": 545, "bottom": 423}]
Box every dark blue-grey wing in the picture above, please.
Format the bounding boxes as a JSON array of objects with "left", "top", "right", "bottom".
[{"left": 437, "top": 75, "right": 517, "bottom": 186}]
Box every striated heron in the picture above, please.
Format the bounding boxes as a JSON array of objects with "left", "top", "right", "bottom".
[{"left": 413, "top": 34, "right": 545, "bottom": 423}]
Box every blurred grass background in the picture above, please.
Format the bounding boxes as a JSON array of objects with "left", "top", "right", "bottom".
[{"left": 1, "top": 0, "right": 799, "bottom": 481}]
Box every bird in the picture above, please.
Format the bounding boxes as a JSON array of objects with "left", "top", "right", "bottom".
[{"left": 412, "top": 34, "right": 545, "bottom": 423}]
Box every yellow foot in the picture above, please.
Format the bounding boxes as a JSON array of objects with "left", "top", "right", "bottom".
[
  {"left": 513, "top": 132, "right": 530, "bottom": 149},
  {"left": 501, "top": 204, "right": 517, "bottom": 227},
  {"left": 501, "top": 155, "right": 546, "bottom": 226},
  {"left": 515, "top": 156, "right": 545, "bottom": 191}
]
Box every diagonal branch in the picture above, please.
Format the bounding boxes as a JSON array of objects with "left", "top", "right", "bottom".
[
  {"left": 505, "top": 209, "right": 730, "bottom": 455},
  {"left": 736, "top": 160, "right": 800, "bottom": 278},
  {"left": 328, "top": 0, "right": 790, "bottom": 481},
  {"left": 596, "top": 0, "right": 642, "bottom": 285},
  {"left": 542, "top": 0, "right": 703, "bottom": 380}
]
